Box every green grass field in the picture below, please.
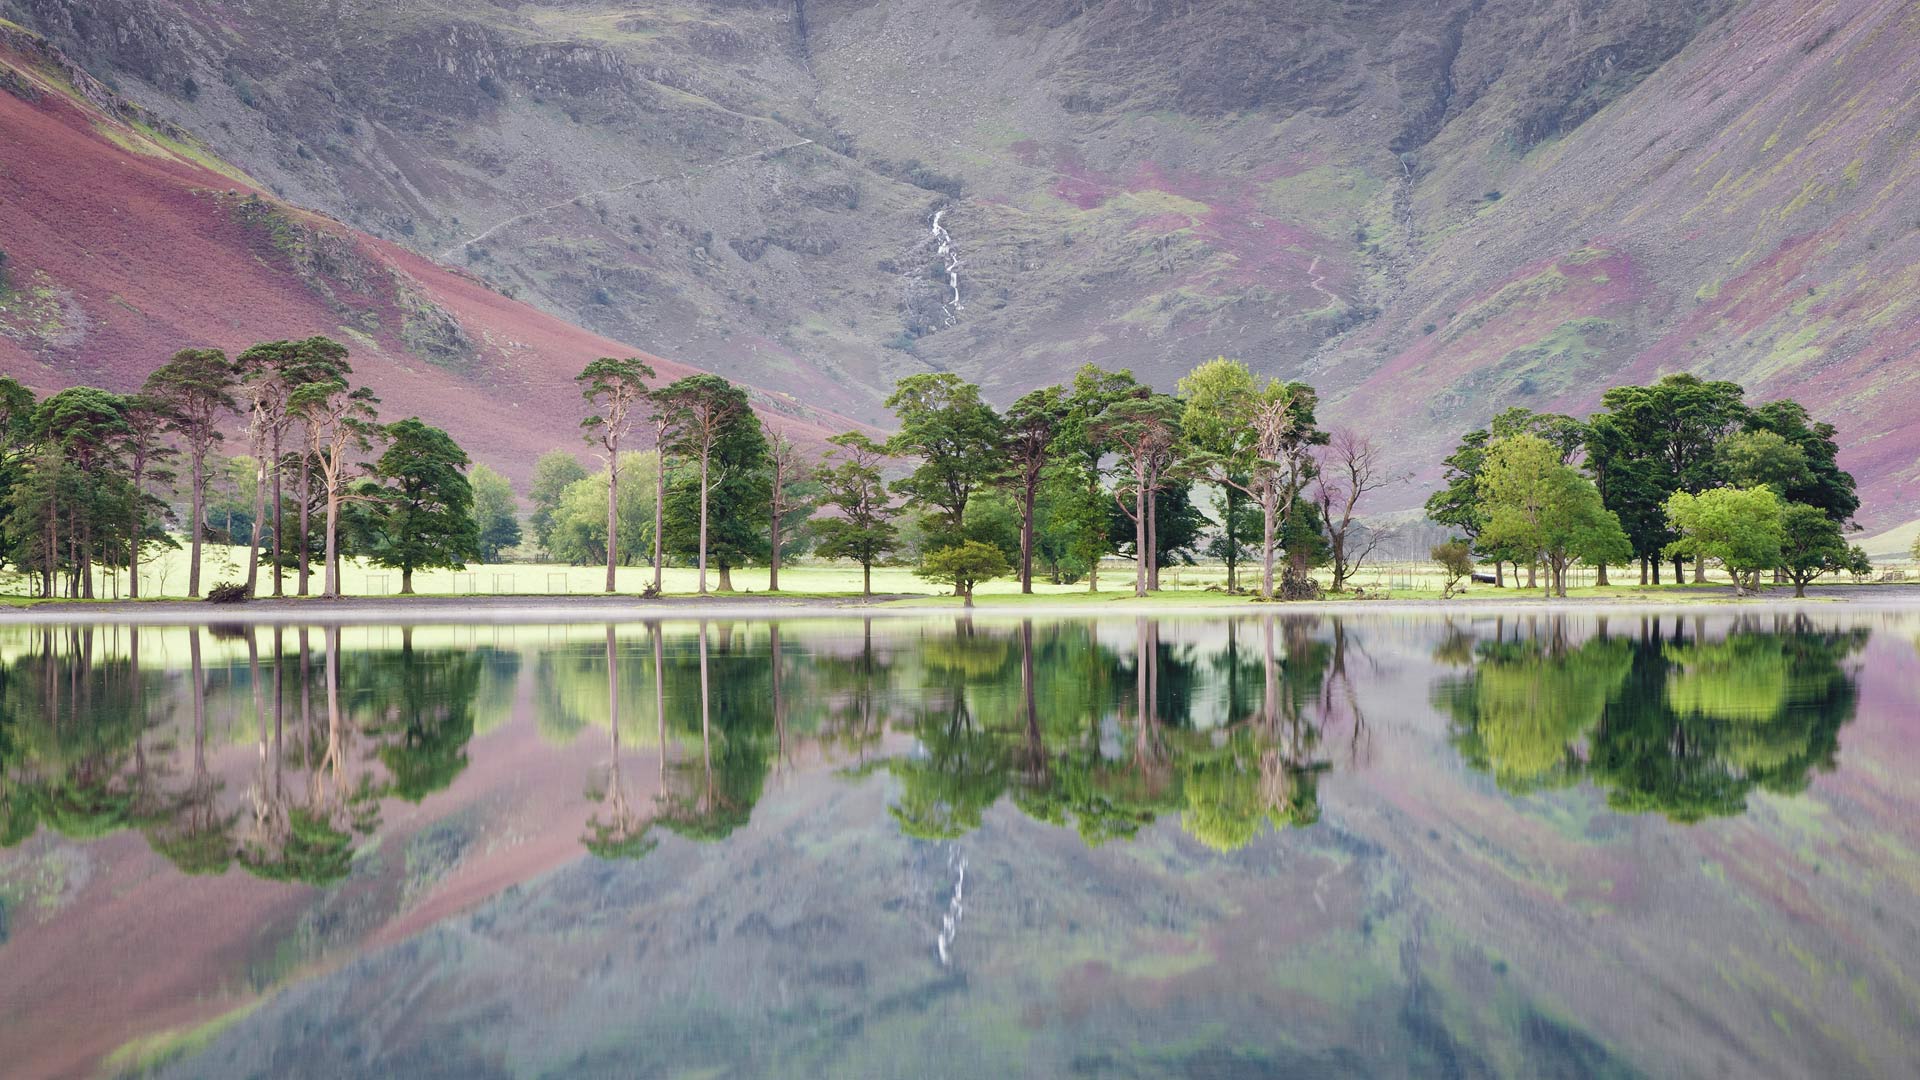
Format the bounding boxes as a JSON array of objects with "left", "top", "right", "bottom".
[{"left": 5, "top": 540, "right": 1911, "bottom": 606}]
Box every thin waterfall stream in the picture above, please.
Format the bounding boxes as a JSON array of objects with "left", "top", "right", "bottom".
[{"left": 930, "top": 208, "right": 963, "bottom": 325}]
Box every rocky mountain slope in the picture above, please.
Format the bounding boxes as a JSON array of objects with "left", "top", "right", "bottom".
[
  {"left": 0, "top": 19, "right": 852, "bottom": 485},
  {"left": 4, "top": 0, "right": 1917, "bottom": 523}
]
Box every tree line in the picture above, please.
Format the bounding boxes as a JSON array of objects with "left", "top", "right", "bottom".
[
  {"left": 0, "top": 338, "right": 507, "bottom": 599},
  {"left": 1425, "top": 373, "right": 1868, "bottom": 597},
  {"left": 0, "top": 344, "right": 1876, "bottom": 602},
  {"left": 535, "top": 357, "right": 1394, "bottom": 604}
]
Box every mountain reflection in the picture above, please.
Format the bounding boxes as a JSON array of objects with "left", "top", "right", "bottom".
[
  {"left": 1437, "top": 614, "right": 1867, "bottom": 821},
  {"left": 0, "top": 613, "right": 1870, "bottom": 878}
]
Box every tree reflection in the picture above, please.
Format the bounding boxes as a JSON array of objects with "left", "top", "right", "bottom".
[
  {"left": 584, "top": 624, "right": 657, "bottom": 860},
  {"left": 1439, "top": 615, "right": 1866, "bottom": 821}
]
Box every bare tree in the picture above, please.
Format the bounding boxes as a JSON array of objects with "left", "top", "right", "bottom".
[
  {"left": 764, "top": 426, "right": 810, "bottom": 592},
  {"left": 288, "top": 376, "right": 379, "bottom": 599},
  {"left": 1314, "top": 430, "right": 1404, "bottom": 592},
  {"left": 1090, "top": 393, "right": 1182, "bottom": 597}
]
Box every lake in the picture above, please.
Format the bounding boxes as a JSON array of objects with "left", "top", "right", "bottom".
[{"left": 1, "top": 611, "right": 1916, "bottom": 1079}]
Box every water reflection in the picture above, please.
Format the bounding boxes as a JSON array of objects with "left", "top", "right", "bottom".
[
  {"left": 1437, "top": 614, "right": 1867, "bottom": 821},
  {"left": 0, "top": 612, "right": 1912, "bottom": 1079},
  {"left": 0, "top": 613, "right": 1875, "bottom": 875}
]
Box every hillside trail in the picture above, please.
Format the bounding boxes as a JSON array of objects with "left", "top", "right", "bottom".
[
  {"left": 1306, "top": 255, "right": 1340, "bottom": 308},
  {"left": 438, "top": 139, "right": 815, "bottom": 260}
]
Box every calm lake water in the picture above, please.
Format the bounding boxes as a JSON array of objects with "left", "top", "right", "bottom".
[{"left": 1, "top": 611, "right": 1917, "bottom": 1079}]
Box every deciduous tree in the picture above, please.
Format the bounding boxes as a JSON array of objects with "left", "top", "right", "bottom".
[
  {"left": 1478, "top": 434, "right": 1631, "bottom": 597},
  {"left": 813, "top": 432, "right": 896, "bottom": 597},
  {"left": 917, "top": 540, "right": 1011, "bottom": 608},
  {"left": 1777, "top": 501, "right": 1862, "bottom": 598},
  {"left": 1662, "top": 486, "right": 1783, "bottom": 596},
  {"left": 469, "top": 464, "right": 521, "bottom": 562},
  {"left": 885, "top": 373, "right": 1003, "bottom": 554}
]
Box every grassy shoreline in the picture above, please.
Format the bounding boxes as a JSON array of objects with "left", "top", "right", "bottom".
[{"left": 2, "top": 582, "right": 1916, "bottom": 623}]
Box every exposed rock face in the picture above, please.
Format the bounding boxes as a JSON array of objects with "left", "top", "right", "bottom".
[{"left": 6, "top": 0, "right": 1918, "bottom": 522}]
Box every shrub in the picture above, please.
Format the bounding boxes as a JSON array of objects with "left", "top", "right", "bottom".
[{"left": 206, "top": 581, "right": 251, "bottom": 604}]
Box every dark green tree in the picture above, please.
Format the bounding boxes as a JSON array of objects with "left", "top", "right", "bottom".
[
  {"left": 663, "top": 396, "right": 769, "bottom": 592},
  {"left": 656, "top": 374, "right": 753, "bottom": 594},
  {"left": 885, "top": 373, "right": 1004, "bottom": 553},
  {"left": 361, "top": 418, "right": 479, "bottom": 594},
  {"left": 144, "top": 347, "right": 237, "bottom": 597},
  {"left": 812, "top": 432, "right": 896, "bottom": 597}
]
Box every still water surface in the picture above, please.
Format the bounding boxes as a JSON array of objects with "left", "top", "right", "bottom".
[{"left": 1, "top": 612, "right": 1917, "bottom": 1078}]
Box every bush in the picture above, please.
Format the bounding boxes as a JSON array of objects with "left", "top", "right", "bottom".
[
  {"left": 1433, "top": 540, "right": 1474, "bottom": 598},
  {"left": 206, "top": 581, "right": 251, "bottom": 604}
]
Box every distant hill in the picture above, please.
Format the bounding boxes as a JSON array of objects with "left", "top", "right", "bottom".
[{"left": 3, "top": 0, "right": 1916, "bottom": 523}]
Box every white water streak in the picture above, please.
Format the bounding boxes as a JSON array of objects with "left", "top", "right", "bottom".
[
  {"left": 930, "top": 208, "right": 963, "bottom": 325},
  {"left": 935, "top": 846, "right": 967, "bottom": 965}
]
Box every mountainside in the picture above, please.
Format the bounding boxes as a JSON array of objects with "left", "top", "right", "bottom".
[
  {"left": 4, "top": 0, "right": 1918, "bottom": 523},
  {"left": 0, "top": 20, "right": 852, "bottom": 486}
]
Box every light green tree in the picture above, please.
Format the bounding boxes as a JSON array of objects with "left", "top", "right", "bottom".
[
  {"left": 1478, "top": 434, "right": 1631, "bottom": 597},
  {"left": 469, "top": 464, "right": 521, "bottom": 561},
  {"left": 1663, "top": 486, "right": 1784, "bottom": 595},
  {"left": 1776, "top": 501, "right": 1861, "bottom": 597},
  {"left": 917, "top": 540, "right": 1011, "bottom": 608},
  {"left": 527, "top": 450, "right": 587, "bottom": 555}
]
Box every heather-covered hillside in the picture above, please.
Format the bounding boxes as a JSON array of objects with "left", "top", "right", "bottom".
[
  {"left": 0, "top": 20, "right": 851, "bottom": 485},
  {"left": 4, "top": 0, "right": 1917, "bottom": 523}
]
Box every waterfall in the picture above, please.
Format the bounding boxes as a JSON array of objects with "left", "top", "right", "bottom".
[
  {"left": 930, "top": 208, "right": 963, "bottom": 325},
  {"left": 935, "top": 845, "right": 967, "bottom": 965}
]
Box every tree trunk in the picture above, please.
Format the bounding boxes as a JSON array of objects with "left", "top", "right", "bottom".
[
  {"left": 1672, "top": 556, "right": 1684, "bottom": 584},
  {"left": 1260, "top": 489, "right": 1277, "bottom": 600},
  {"left": 1224, "top": 485, "right": 1239, "bottom": 593},
  {"left": 862, "top": 561, "right": 872, "bottom": 598},
  {"left": 1147, "top": 482, "right": 1160, "bottom": 592},
  {"left": 1133, "top": 470, "right": 1149, "bottom": 598},
  {"left": 80, "top": 519, "right": 94, "bottom": 599},
  {"left": 1794, "top": 578, "right": 1806, "bottom": 598},
  {"left": 247, "top": 457, "right": 267, "bottom": 596},
  {"left": 322, "top": 486, "right": 340, "bottom": 598},
  {"left": 1596, "top": 561, "right": 1610, "bottom": 587},
  {"left": 400, "top": 566, "right": 414, "bottom": 595},
  {"left": 1494, "top": 559, "right": 1505, "bottom": 588},
  {"left": 187, "top": 448, "right": 206, "bottom": 597},
  {"left": 605, "top": 445, "right": 619, "bottom": 594},
  {"left": 696, "top": 449, "right": 711, "bottom": 594},
  {"left": 718, "top": 563, "right": 734, "bottom": 593},
  {"left": 963, "top": 585, "right": 974, "bottom": 608},
  {"left": 1693, "top": 558, "right": 1707, "bottom": 584},
  {"left": 1019, "top": 487, "right": 1035, "bottom": 594},
  {"left": 128, "top": 466, "right": 143, "bottom": 600},
  {"left": 769, "top": 494, "right": 783, "bottom": 593},
  {"left": 652, "top": 448, "right": 665, "bottom": 593},
  {"left": 1526, "top": 562, "right": 1537, "bottom": 589},
  {"left": 298, "top": 459, "right": 312, "bottom": 596},
  {"left": 271, "top": 433, "right": 286, "bottom": 596}
]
